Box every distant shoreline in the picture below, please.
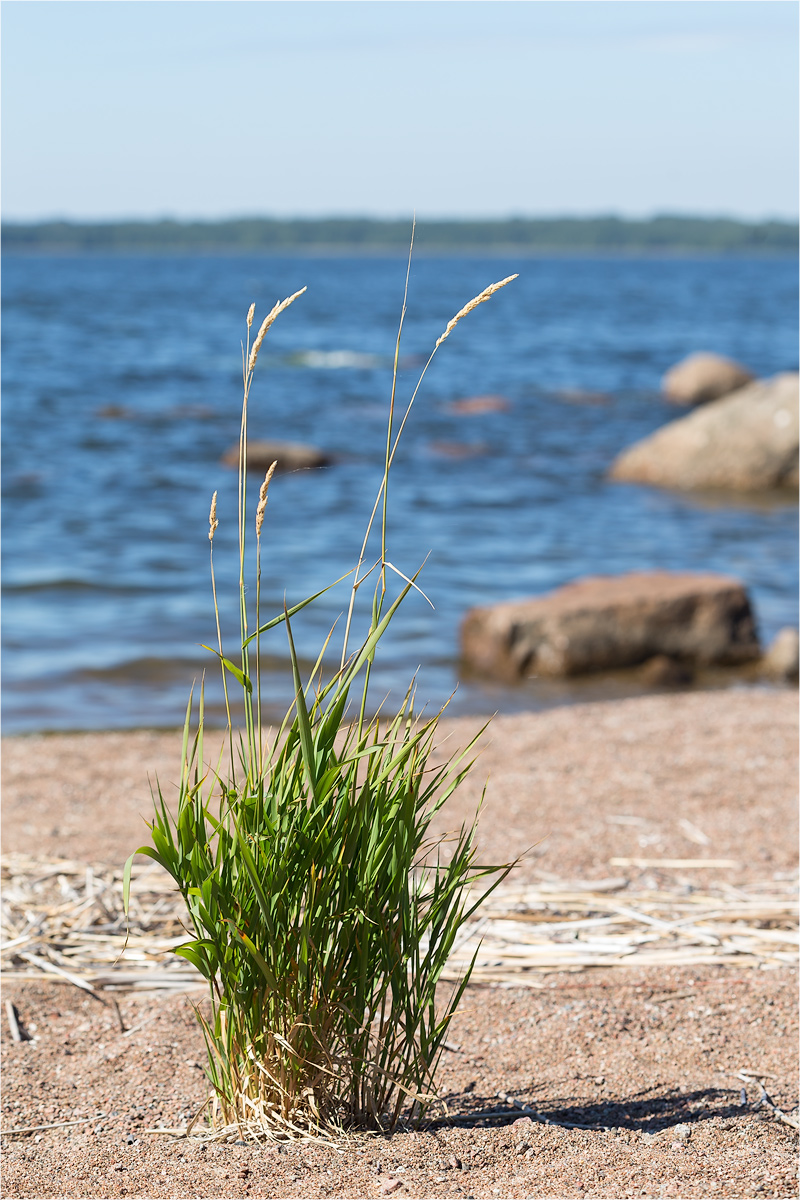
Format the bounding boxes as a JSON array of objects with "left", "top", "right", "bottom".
[
  {"left": 4, "top": 246, "right": 797, "bottom": 260},
  {"left": 3, "top": 214, "right": 797, "bottom": 256}
]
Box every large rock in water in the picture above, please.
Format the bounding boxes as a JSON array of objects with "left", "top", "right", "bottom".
[
  {"left": 761, "top": 628, "right": 799, "bottom": 682},
  {"left": 610, "top": 373, "right": 799, "bottom": 492},
  {"left": 221, "top": 439, "right": 331, "bottom": 473},
  {"left": 662, "top": 352, "right": 753, "bottom": 406},
  {"left": 460, "top": 572, "right": 760, "bottom": 681}
]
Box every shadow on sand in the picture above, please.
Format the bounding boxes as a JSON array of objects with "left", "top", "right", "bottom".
[{"left": 431, "top": 1086, "right": 747, "bottom": 1132}]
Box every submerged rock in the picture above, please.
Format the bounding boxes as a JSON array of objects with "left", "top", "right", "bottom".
[
  {"left": 428, "top": 441, "right": 488, "bottom": 459},
  {"left": 554, "top": 388, "right": 610, "bottom": 406},
  {"left": 639, "top": 655, "right": 694, "bottom": 687},
  {"left": 610, "top": 373, "right": 799, "bottom": 492},
  {"left": 221, "top": 439, "right": 332, "bottom": 473},
  {"left": 459, "top": 571, "right": 760, "bottom": 681},
  {"left": 447, "top": 395, "right": 511, "bottom": 415},
  {"left": 662, "top": 352, "right": 753, "bottom": 406}
]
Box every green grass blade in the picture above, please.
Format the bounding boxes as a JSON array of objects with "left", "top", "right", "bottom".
[
  {"left": 201, "top": 645, "right": 253, "bottom": 693},
  {"left": 241, "top": 572, "right": 354, "bottom": 648}
]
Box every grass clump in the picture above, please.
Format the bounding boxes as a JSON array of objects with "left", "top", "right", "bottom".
[{"left": 125, "top": 251, "right": 517, "bottom": 1141}]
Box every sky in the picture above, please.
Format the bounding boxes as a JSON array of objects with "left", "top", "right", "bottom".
[{"left": 2, "top": 1, "right": 798, "bottom": 222}]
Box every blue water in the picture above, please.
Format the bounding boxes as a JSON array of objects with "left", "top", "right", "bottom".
[{"left": 2, "top": 254, "right": 798, "bottom": 733}]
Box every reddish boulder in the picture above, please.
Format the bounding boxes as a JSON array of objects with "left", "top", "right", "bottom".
[
  {"left": 447, "top": 395, "right": 511, "bottom": 415},
  {"left": 460, "top": 572, "right": 760, "bottom": 681}
]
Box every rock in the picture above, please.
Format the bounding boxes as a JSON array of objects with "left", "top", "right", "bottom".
[
  {"left": 459, "top": 571, "right": 760, "bottom": 681},
  {"left": 379, "top": 1179, "right": 404, "bottom": 1195},
  {"left": 428, "top": 441, "right": 488, "bottom": 459},
  {"left": 639, "top": 655, "right": 694, "bottom": 687},
  {"left": 97, "top": 404, "right": 131, "bottom": 419},
  {"left": 610, "top": 373, "right": 799, "bottom": 492},
  {"left": 662, "top": 352, "right": 754, "bottom": 406},
  {"left": 221, "top": 439, "right": 331, "bottom": 474},
  {"left": 761, "top": 628, "right": 799, "bottom": 682},
  {"left": 554, "top": 388, "right": 610, "bottom": 406},
  {"left": 447, "top": 395, "right": 510, "bottom": 415}
]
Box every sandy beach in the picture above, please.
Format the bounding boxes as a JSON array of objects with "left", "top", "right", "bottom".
[{"left": 2, "top": 689, "right": 797, "bottom": 1198}]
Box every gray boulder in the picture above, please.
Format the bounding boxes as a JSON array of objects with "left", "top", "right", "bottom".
[
  {"left": 610, "top": 373, "right": 799, "bottom": 492},
  {"left": 222, "top": 439, "right": 332, "bottom": 473},
  {"left": 662, "top": 352, "right": 753, "bottom": 406},
  {"left": 460, "top": 571, "right": 760, "bottom": 681}
]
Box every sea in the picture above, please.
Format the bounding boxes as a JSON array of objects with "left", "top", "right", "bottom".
[{"left": 2, "top": 253, "right": 798, "bottom": 734}]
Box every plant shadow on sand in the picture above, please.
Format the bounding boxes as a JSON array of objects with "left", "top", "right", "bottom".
[{"left": 432, "top": 1086, "right": 747, "bottom": 1132}]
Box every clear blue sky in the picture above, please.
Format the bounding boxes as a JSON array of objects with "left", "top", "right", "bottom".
[{"left": 2, "top": 1, "right": 797, "bottom": 222}]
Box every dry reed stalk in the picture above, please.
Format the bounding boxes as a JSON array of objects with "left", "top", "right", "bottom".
[
  {"left": 5, "top": 999, "right": 22, "bottom": 1042},
  {"left": 4, "top": 1116, "right": 105, "bottom": 1137},
  {"left": 736, "top": 1072, "right": 800, "bottom": 1132}
]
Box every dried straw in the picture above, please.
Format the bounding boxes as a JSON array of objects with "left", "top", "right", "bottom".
[
  {"left": 435, "top": 275, "right": 518, "bottom": 348},
  {"left": 439, "top": 876, "right": 799, "bottom": 983},
  {"left": 2, "top": 856, "right": 795, "bottom": 996},
  {"left": 248, "top": 287, "right": 307, "bottom": 373}
]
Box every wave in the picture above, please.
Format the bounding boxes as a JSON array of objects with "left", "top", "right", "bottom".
[
  {"left": 2, "top": 578, "right": 156, "bottom": 596},
  {"left": 287, "top": 349, "right": 382, "bottom": 370}
]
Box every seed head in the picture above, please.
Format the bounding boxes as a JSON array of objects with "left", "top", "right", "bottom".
[
  {"left": 208, "top": 491, "right": 219, "bottom": 542},
  {"left": 255, "top": 461, "right": 277, "bottom": 536},
  {"left": 248, "top": 286, "right": 307, "bottom": 373},
  {"left": 435, "top": 274, "right": 518, "bottom": 348},
  {"left": 246, "top": 303, "right": 256, "bottom": 329}
]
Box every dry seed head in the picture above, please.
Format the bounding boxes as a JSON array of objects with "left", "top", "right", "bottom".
[
  {"left": 208, "top": 491, "right": 219, "bottom": 542},
  {"left": 435, "top": 274, "right": 518, "bottom": 348},
  {"left": 246, "top": 303, "right": 256, "bottom": 329},
  {"left": 255, "top": 461, "right": 277, "bottom": 536},
  {"left": 248, "top": 286, "right": 307, "bottom": 373}
]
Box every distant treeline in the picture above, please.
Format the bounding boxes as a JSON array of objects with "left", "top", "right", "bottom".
[{"left": 3, "top": 215, "right": 797, "bottom": 254}]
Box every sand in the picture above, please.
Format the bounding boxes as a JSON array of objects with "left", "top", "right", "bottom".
[{"left": 2, "top": 690, "right": 797, "bottom": 1198}]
